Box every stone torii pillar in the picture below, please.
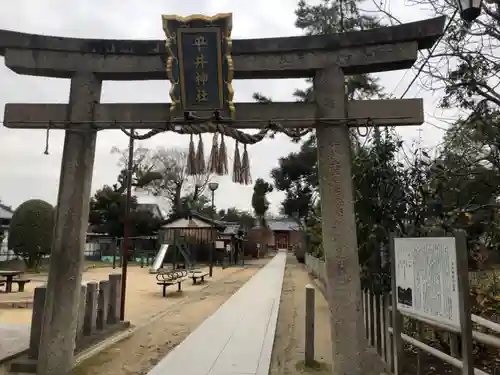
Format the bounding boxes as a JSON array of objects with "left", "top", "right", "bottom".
[
  {"left": 315, "top": 64, "right": 365, "bottom": 374},
  {"left": 0, "top": 15, "right": 445, "bottom": 375},
  {"left": 34, "top": 73, "right": 101, "bottom": 375}
]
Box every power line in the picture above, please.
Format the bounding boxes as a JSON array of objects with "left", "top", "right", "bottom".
[{"left": 399, "top": 10, "right": 458, "bottom": 99}]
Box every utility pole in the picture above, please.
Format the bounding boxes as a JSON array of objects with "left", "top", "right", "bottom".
[{"left": 120, "top": 129, "right": 134, "bottom": 321}]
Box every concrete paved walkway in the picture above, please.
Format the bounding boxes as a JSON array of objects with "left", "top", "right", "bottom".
[
  {"left": 0, "top": 324, "right": 30, "bottom": 362},
  {"left": 147, "top": 252, "right": 287, "bottom": 375}
]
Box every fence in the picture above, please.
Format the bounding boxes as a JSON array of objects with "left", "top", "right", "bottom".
[{"left": 304, "top": 254, "right": 500, "bottom": 375}]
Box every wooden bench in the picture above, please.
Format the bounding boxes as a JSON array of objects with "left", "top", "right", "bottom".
[
  {"left": 190, "top": 272, "right": 209, "bottom": 285},
  {"left": 13, "top": 279, "right": 31, "bottom": 292},
  {"left": 156, "top": 270, "right": 188, "bottom": 297}
]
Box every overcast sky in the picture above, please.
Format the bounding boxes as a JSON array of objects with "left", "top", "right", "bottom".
[{"left": 0, "top": 0, "right": 457, "bottom": 215}]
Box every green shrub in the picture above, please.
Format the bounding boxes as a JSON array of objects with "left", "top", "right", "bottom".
[
  {"left": 8, "top": 199, "right": 55, "bottom": 269},
  {"left": 295, "top": 244, "right": 306, "bottom": 263}
]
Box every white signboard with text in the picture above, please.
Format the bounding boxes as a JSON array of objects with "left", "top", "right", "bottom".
[{"left": 394, "top": 237, "right": 460, "bottom": 326}]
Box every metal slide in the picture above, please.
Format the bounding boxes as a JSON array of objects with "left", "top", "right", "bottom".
[{"left": 149, "top": 244, "right": 169, "bottom": 274}]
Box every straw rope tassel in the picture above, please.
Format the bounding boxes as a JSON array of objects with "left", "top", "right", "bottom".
[
  {"left": 187, "top": 134, "right": 197, "bottom": 175},
  {"left": 241, "top": 144, "right": 251, "bottom": 185},
  {"left": 208, "top": 133, "right": 219, "bottom": 174},
  {"left": 217, "top": 134, "right": 228, "bottom": 176},
  {"left": 196, "top": 134, "right": 206, "bottom": 175},
  {"left": 232, "top": 141, "right": 241, "bottom": 183}
]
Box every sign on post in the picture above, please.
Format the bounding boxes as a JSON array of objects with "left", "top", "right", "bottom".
[
  {"left": 391, "top": 233, "right": 474, "bottom": 375},
  {"left": 162, "top": 13, "right": 235, "bottom": 118},
  {"left": 393, "top": 237, "right": 460, "bottom": 326}
]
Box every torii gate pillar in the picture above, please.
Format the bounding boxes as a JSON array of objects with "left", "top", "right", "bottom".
[
  {"left": 37, "top": 73, "right": 101, "bottom": 375},
  {"left": 315, "top": 64, "right": 365, "bottom": 375}
]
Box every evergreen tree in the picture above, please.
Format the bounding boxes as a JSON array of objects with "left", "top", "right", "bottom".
[
  {"left": 9, "top": 199, "right": 55, "bottom": 269},
  {"left": 293, "top": 0, "right": 384, "bottom": 102},
  {"left": 269, "top": 0, "right": 386, "bottom": 227}
]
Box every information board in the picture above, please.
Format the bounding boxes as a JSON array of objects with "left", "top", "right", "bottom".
[{"left": 394, "top": 237, "right": 460, "bottom": 326}]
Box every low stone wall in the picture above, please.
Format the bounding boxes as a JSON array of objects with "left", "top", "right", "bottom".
[
  {"left": 304, "top": 253, "right": 326, "bottom": 285},
  {"left": 10, "top": 273, "right": 126, "bottom": 373}
]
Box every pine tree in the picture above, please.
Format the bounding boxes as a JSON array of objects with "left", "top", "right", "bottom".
[{"left": 293, "top": 0, "right": 384, "bottom": 101}]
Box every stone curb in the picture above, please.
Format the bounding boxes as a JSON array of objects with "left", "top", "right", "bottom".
[
  {"left": 304, "top": 267, "right": 327, "bottom": 296},
  {"left": 0, "top": 348, "right": 29, "bottom": 366},
  {"left": 0, "top": 300, "right": 33, "bottom": 309}
]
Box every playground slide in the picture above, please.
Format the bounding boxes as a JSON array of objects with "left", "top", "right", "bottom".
[{"left": 149, "top": 244, "right": 169, "bottom": 274}]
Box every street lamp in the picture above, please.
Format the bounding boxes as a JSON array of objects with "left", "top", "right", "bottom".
[
  {"left": 455, "top": 0, "right": 483, "bottom": 22},
  {"left": 208, "top": 181, "right": 219, "bottom": 277}
]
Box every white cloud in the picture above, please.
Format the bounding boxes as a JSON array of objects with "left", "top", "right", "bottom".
[{"left": 0, "top": 0, "right": 450, "bottom": 215}]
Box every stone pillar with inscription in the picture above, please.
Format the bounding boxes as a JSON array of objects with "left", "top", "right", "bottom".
[
  {"left": 315, "top": 64, "right": 365, "bottom": 375},
  {"left": 36, "top": 73, "right": 102, "bottom": 375}
]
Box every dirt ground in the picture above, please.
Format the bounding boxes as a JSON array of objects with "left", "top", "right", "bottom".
[
  {"left": 1, "top": 256, "right": 391, "bottom": 375},
  {"left": 70, "top": 264, "right": 265, "bottom": 375},
  {"left": 269, "top": 256, "right": 334, "bottom": 375},
  {"left": 270, "top": 256, "right": 389, "bottom": 375},
  {"left": 0, "top": 264, "right": 249, "bottom": 325},
  {"left": 0, "top": 261, "right": 268, "bottom": 375}
]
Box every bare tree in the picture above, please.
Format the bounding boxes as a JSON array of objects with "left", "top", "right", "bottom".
[
  {"left": 376, "top": 0, "right": 500, "bottom": 114},
  {"left": 111, "top": 146, "right": 211, "bottom": 214},
  {"left": 373, "top": 0, "right": 500, "bottom": 174},
  {"left": 110, "top": 145, "right": 161, "bottom": 192}
]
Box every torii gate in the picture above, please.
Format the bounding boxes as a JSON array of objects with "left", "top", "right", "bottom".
[{"left": 1, "top": 14, "right": 444, "bottom": 375}]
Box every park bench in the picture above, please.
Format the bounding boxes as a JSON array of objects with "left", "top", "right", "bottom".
[
  {"left": 156, "top": 270, "right": 188, "bottom": 297},
  {"left": 189, "top": 271, "right": 209, "bottom": 285}
]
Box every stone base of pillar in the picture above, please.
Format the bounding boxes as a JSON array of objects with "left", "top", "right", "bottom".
[
  {"left": 9, "top": 321, "right": 131, "bottom": 374},
  {"left": 9, "top": 358, "right": 38, "bottom": 374}
]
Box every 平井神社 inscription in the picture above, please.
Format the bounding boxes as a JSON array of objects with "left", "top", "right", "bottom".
[{"left": 162, "top": 13, "right": 235, "bottom": 117}]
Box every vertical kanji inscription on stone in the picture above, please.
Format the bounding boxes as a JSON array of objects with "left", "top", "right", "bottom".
[{"left": 314, "top": 64, "right": 365, "bottom": 375}]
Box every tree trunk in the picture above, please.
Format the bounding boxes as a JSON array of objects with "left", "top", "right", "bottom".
[
  {"left": 193, "top": 185, "right": 200, "bottom": 201},
  {"left": 173, "top": 184, "right": 183, "bottom": 214}
]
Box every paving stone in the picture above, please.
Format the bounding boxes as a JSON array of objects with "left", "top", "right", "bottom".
[{"left": 147, "top": 252, "right": 286, "bottom": 375}]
